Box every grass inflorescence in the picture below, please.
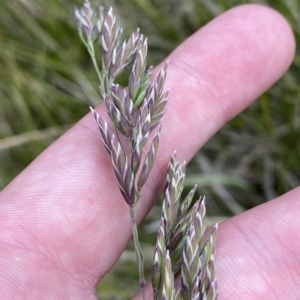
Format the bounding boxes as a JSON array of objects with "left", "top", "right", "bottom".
[{"left": 74, "top": 1, "right": 218, "bottom": 299}]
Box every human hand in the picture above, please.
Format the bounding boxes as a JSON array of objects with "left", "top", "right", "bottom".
[{"left": 0, "top": 4, "right": 296, "bottom": 299}]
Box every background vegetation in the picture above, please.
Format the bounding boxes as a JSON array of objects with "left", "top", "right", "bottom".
[{"left": 1, "top": 0, "right": 300, "bottom": 298}]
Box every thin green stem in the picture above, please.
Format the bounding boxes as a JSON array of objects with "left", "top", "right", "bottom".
[
  {"left": 87, "top": 40, "right": 105, "bottom": 89},
  {"left": 129, "top": 204, "right": 146, "bottom": 300},
  {"left": 78, "top": 30, "right": 88, "bottom": 48},
  {"left": 79, "top": 34, "right": 107, "bottom": 101}
]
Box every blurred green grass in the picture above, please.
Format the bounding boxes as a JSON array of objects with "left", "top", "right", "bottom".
[{"left": 1, "top": 0, "right": 300, "bottom": 298}]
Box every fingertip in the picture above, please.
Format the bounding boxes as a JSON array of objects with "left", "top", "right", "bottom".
[
  {"left": 162, "top": 3, "right": 295, "bottom": 154},
  {"left": 226, "top": 4, "right": 296, "bottom": 75}
]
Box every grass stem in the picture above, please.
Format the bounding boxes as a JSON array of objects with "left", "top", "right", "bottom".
[{"left": 129, "top": 204, "right": 146, "bottom": 300}]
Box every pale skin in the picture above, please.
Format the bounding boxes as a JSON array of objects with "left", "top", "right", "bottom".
[{"left": 0, "top": 4, "right": 297, "bottom": 299}]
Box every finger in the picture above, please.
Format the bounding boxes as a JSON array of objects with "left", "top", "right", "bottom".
[
  {"left": 216, "top": 186, "right": 300, "bottom": 299},
  {"left": 0, "top": 3, "right": 295, "bottom": 298}
]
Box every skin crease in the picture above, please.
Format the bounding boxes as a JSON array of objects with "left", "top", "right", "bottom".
[{"left": 0, "top": 3, "right": 296, "bottom": 300}]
